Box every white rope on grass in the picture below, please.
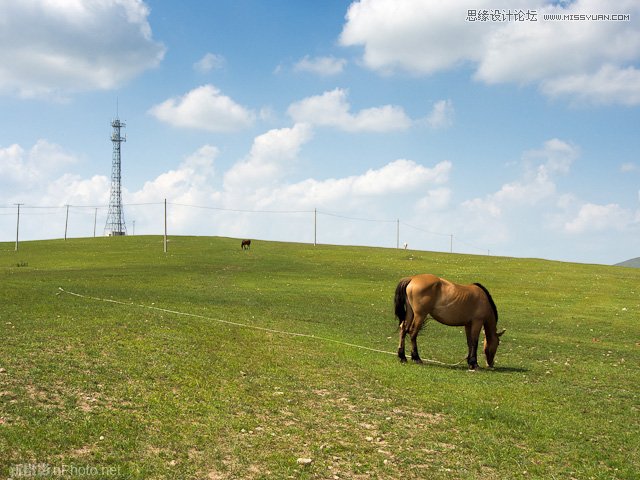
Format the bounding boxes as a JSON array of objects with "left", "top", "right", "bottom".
[{"left": 57, "top": 287, "right": 465, "bottom": 366}]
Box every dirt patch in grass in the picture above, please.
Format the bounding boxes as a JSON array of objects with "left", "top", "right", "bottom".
[{"left": 199, "top": 377, "right": 458, "bottom": 479}]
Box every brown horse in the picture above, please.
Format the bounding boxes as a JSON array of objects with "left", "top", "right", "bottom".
[
  {"left": 241, "top": 239, "right": 251, "bottom": 250},
  {"left": 394, "top": 274, "right": 505, "bottom": 370}
]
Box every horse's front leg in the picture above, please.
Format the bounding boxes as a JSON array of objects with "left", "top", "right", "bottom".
[
  {"left": 398, "top": 321, "right": 408, "bottom": 363},
  {"left": 465, "top": 323, "right": 481, "bottom": 370}
]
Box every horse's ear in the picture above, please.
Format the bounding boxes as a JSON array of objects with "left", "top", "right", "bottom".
[{"left": 497, "top": 328, "right": 506, "bottom": 337}]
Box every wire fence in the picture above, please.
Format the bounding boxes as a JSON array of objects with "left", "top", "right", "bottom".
[{"left": 0, "top": 201, "right": 491, "bottom": 255}]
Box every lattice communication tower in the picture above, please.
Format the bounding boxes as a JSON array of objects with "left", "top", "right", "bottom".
[{"left": 104, "top": 116, "right": 127, "bottom": 236}]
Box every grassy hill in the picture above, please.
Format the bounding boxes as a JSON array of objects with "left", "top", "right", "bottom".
[
  {"left": 615, "top": 257, "right": 640, "bottom": 268},
  {"left": 1, "top": 236, "right": 638, "bottom": 479}
]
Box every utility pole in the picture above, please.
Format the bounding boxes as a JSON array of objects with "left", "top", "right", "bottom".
[
  {"left": 314, "top": 208, "right": 317, "bottom": 246},
  {"left": 64, "top": 205, "right": 70, "bottom": 240},
  {"left": 14, "top": 203, "right": 23, "bottom": 252},
  {"left": 93, "top": 208, "right": 97, "bottom": 237},
  {"left": 396, "top": 219, "right": 400, "bottom": 249},
  {"left": 163, "top": 199, "right": 168, "bottom": 253}
]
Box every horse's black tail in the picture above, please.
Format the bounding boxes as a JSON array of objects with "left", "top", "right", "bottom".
[{"left": 394, "top": 278, "right": 412, "bottom": 325}]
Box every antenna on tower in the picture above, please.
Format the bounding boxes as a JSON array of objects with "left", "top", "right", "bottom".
[{"left": 104, "top": 108, "right": 127, "bottom": 236}]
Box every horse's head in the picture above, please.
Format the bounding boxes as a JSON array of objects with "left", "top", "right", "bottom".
[{"left": 484, "top": 328, "right": 506, "bottom": 368}]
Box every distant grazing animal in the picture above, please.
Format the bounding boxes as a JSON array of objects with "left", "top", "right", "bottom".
[
  {"left": 403, "top": 242, "right": 408, "bottom": 250},
  {"left": 241, "top": 239, "right": 251, "bottom": 250},
  {"left": 394, "top": 274, "right": 505, "bottom": 370}
]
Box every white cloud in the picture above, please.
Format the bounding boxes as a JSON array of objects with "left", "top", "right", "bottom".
[
  {"left": 2, "top": 131, "right": 445, "bottom": 242},
  {"left": 0, "top": 141, "right": 215, "bottom": 240},
  {"left": 620, "top": 162, "right": 638, "bottom": 173},
  {"left": 247, "top": 159, "right": 451, "bottom": 215},
  {"left": 108, "top": 130, "right": 451, "bottom": 244},
  {"left": 564, "top": 203, "right": 636, "bottom": 234},
  {"left": 0, "top": 139, "right": 110, "bottom": 240},
  {"left": 523, "top": 138, "right": 579, "bottom": 177},
  {"left": 464, "top": 139, "right": 578, "bottom": 217},
  {"left": 149, "top": 85, "right": 256, "bottom": 132},
  {"left": 128, "top": 145, "right": 221, "bottom": 231},
  {"left": 0, "top": 0, "right": 165, "bottom": 99},
  {"left": 351, "top": 159, "right": 450, "bottom": 195},
  {"left": 294, "top": 55, "right": 347, "bottom": 76},
  {"left": 0, "top": 139, "right": 110, "bottom": 211},
  {"left": 0, "top": 140, "right": 77, "bottom": 186},
  {"left": 415, "top": 188, "right": 452, "bottom": 212},
  {"left": 340, "top": 0, "right": 640, "bottom": 105},
  {"left": 194, "top": 53, "right": 226, "bottom": 73},
  {"left": 42, "top": 174, "right": 110, "bottom": 207},
  {"left": 340, "top": 0, "right": 494, "bottom": 75},
  {"left": 3, "top": 132, "right": 636, "bottom": 262},
  {"left": 451, "top": 138, "right": 639, "bottom": 258},
  {"left": 287, "top": 88, "right": 412, "bottom": 132},
  {"left": 425, "top": 99, "right": 454, "bottom": 129},
  {"left": 132, "top": 145, "right": 219, "bottom": 204},
  {"left": 541, "top": 64, "right": 640, "bottom": 106},
  {"left": 223, "top": 124, "right": 313, "bottom": 193}
]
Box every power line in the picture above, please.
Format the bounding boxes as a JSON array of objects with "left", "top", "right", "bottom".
[
  {"left": 1, "top": 201, "right": 493, "bottom": 256},
  {"left": 318, "top": 210, "right": 396, "bottom": 223},
  {"left": 400, "top": 221, "right": 451, "bottom": 237},
  {"left": 169, "top": 202, "right": 311, "bottom": 214}
]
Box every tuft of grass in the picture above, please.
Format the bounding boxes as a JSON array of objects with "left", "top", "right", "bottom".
[{"left": 1, "top": 236, "right": 638, "bottom": 479}]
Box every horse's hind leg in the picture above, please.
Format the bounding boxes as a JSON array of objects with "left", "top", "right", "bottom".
[
  {"left": 398, "top": 321, "right": 408, "bottom": 363},
  {"left": 397, "top": 306, "right": 414, "bottom": 363},
  {"left": 409, "top": 314, "right": 427, "bottom": 364}
]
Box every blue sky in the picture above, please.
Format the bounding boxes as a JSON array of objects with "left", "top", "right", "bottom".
[{"left": 1, "top": 0, "right": 639, "bottom": 265}]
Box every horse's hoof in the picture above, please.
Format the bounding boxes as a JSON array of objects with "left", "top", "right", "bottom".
[
  {"left": 398, "top": 356, "right": 408, "bottom": 363},
  {"left": 412, "top": 358, "right": 423, "bottom": 365},
  {"left": 468, "top": 364, "right": 479, "bottom": 371}
]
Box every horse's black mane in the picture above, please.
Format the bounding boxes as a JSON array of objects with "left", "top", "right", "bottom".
[{"left": 473, "top": 283, "right": 498, "bottom": 322}]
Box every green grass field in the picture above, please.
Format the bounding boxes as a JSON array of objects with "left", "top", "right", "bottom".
[{"left": 1, "top": 236, "right": 638, "bottom": 479}]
